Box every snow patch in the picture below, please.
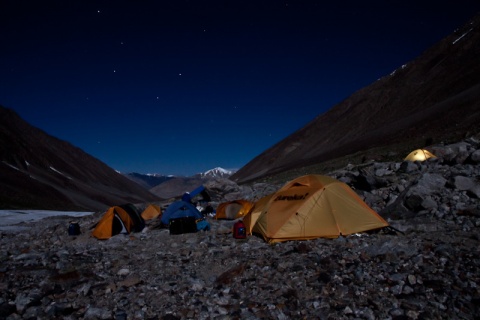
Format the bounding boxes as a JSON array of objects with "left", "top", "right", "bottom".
[
  {"left": 49, "top": 166, "right": 72, "bottom": 179},
  {"left": 201, "top": 167, "right": 236, "bottom": 178},
  {"left": 390, "top": 64, "right": 407, "bottom": 76},
  {"left": 2, "top": 161, "right": 19, "bottom": 171},
  {"left": 0, "top": 210, "right": 94, "bottom": 230},
  {"left": 452, "top": 28, "right": 473, "bottom": 45}
]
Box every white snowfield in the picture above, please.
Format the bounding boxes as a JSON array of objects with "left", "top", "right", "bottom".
[{"left": 0, "top": 210, "right": 94, "bottom": 231}]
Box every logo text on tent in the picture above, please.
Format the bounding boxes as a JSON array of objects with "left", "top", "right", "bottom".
[{"left": 273, "top": 193, "right": 309, "bottom": 201}]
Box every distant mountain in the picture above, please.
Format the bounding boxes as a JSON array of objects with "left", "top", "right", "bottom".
[
  {"left": 231, "top": 13, "right": 480, "bottom": 184},
  {"left": 148, "top": 167, "right": 235, "bottom": 199},
  {"left": 196, "top": 167, "right": 236, "bottom": 179},
  {"left": 0, "top": 107, "right": 160, "bottom": 211},
  {"left": 122, "top": 172, "right": 174, "bottom": 189},
  {"left": 115, "top": 167, "right": 234, "bottom": 200},
  {"left": 149, "top": 176, "right": 203, "bottom": 200}
]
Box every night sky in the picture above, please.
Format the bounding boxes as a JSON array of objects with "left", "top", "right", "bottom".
[{"left": 1, "top": 1, "right": 479, "bottom": 176}]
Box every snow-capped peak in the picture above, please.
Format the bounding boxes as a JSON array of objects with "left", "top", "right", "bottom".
[{"left": 201, "top": 167, "right": 236, "bottom": 178}]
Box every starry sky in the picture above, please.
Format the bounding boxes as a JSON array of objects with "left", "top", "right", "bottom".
[{"left": 1, "top": 1, "right": 479, "bottom": 176}]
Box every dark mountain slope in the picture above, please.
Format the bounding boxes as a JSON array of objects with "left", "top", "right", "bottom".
[
  {"left": 123, "top": 172, "right": 174, "bottom": 190},
  {"left": 149, "top": 177, "right": 204, "bottom": 200},
  {"left": 231, "top": 13, "right": 480, "bottom": 184},
  {"left": 0, "top": 107, "right": 160, "bottom": 211}
]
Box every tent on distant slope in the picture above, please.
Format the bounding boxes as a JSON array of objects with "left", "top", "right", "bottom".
[
  {"left": 92, "top": 204, "right": 145, "bottom": 239},
  {"left": 243, "top": 175, "right": 389, "bottom": 243},
  {"left": 182, "top": 185, "right": 212, "bottom": 203},
  {"left": 141, "top": 204, "right": 161, "bottom": 220},
  {"left": 160, "top": 200, "right": 203, "bottom": 225},
  {"left": 404, "top": 149, "right": 436, "bottom": 162},
  {"left": 215, "top": 200, "right": 254, "bottom": 220}
]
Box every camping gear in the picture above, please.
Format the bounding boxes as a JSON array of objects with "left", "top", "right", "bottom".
[
  {"left": 182, "top": 185, "right": 212, "bottom": 205},
  {"left": 169, "top": 217, "right": 198, "bottom": 234},
  {"left": 92, "top": 204, "right": 145, "bottom": 239},
  {"left": 68, "top": 222, "right": 80, "bottom": 235},
  {"left": 201, "top": 205, "right": 215, "bottom": 216},
  {"left": 160, "top": 200, "right": 203, "bottom": 226},
  {"left": 243, "top": 174, "right": 389, "bottom": 243},
  {"left": 182, "top": 192, "right": 192, "bottom": 203},
  {"left": 215, "top": 200, "right": 254, "bottom": 220},
  {"left": 141, "top": 204, "right": 161, "bottom": 220},
  {"left": 233, "top": 220, "right": 247, "bottom": 239},
  {"left": 404, "top": 149, "right": 436, "bottom": 161},
  {"left": 196, "top": 218, "right": 211, "bottom": 231}
]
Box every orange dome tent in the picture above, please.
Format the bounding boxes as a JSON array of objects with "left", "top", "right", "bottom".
[
  {"left": 243, "top": 175, "right": 389, "bottom": 243},
  {"left": 141, "top": 204, "right": 161, "bottom": 220},
  {"left": 92, "top": 204, "right": 145, "bottom": 240}
]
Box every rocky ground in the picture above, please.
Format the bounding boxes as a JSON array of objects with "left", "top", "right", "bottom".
[{"left": 1, "top": 137, "right": 480, "bottom": 320}]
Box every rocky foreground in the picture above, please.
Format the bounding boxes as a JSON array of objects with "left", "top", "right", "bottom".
[{"left": 1, "top": 137, "right": 480, "bottom": 320}]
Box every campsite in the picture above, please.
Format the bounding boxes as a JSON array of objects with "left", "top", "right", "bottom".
[{"left": 0, "top": 138, "right": 479, "bottom": 319}]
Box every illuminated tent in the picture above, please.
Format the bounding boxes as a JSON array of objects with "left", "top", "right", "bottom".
[
  {"left": 215, "top": 200, "right": 254, "bottom": 220},
  {"left": 243, "top": 175, "right": 389, "bottom": 243},
  {"left": 404, "top": 149, "right": 436, "bottom": 162}
]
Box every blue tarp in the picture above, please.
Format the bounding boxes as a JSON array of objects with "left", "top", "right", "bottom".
[
  {"left": 161, "top": 200, "right": 203, "bottom": 225},
  {"left": 181, "top": 192, "right": 191, "bottom": 202}
]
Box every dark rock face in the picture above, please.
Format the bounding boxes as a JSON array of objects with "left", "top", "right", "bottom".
[
  {"left": 231, "top": 13, "right": 480, "bottom": 184},
  {"left": 0, "top": 106, "right": 159, "bottom": 211},
  {"left": 1, "top": 137, "right": 479, "bottom": 319}
]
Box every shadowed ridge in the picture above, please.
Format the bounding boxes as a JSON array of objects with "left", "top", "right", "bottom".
[
  {"left": 231, "top": 13, "right": 480, "bottom": 184},
  {"left": 0, "top": 106, "right": 160, "bottom": 210}
]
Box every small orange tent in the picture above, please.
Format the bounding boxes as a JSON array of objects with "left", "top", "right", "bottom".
[
  {"left": 215, "top": 200, "right": 254, "bottom": 220},
  {"left": 92, "top": 205, "right": 135, "bottom": 239},
  {"left": 141, "top": 204, "right": 161, "bottom": 220},
  {"left": 404, "top": 149, "right": 436, "bottom": 162},
  {"left": 243, "top": 175, "right": 389, "bottom": 243}
]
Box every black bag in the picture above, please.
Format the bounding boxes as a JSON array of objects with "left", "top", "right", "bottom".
[
  {"left": 68, "top": 222, "right": 81, "bottom": 235},
  {"left": 169, "top": 217, "right": 197, "bottom": 235}
]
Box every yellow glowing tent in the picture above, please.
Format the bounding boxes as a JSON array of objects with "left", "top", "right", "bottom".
[
  {"left": 215, "top": 200, "right": 254, "bottom": 220},
  {"left": 404, "top": 149, "right": 436, "bottom": 162},
  {"left": 141, "top": 204, "right": 161, "bottom": 220},
  {"left": 243, "top": 175, "right": 389, "bottom": 243}
]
